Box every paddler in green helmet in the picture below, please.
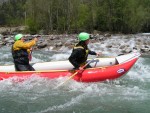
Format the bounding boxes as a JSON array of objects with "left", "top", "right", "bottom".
[
  {"left": 68, "top": 32, "right": 100, "bottom": 71},
  {"left": 12, "top": 34, "right": 38, "bottom": 71}
]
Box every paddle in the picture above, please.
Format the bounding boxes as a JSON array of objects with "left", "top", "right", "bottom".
[
  {"left": 55, "top": 57, "right": 96, "bottom": 88},
  {"left": 28, "top": 48, "right": 33, "bottom": 61},
  {"left": 28, "top": 35, "right": 40, "bottom": 61}
]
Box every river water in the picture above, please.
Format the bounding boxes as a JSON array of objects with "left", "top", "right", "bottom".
[{"left": 0, "top": 44, "right": 150, "bottom": 113}]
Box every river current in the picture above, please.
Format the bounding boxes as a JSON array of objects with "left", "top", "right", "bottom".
[{"left": 0, "top": 43, "right": 150, "bottom": 113}]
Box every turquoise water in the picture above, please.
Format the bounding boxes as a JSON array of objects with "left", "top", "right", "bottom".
[{"left": 0, "top": 47, "right": 150, "bottom": 113}]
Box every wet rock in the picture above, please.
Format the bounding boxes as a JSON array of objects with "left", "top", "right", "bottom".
[
  {"left": 64, "top": 39, "right": 75, "bottom": 46},
  {"left": 7, "top": 40, "right": 14, "bottom": 44},
  {"left": 55, "top": 42, "right": 63, "bottom": 47},
  {"left": 4, "top": 37, "right": 11, "bottom": 41},
  {"left": 37, "top": 42, "right": 47, "bottom": 49},
  {"left": 125, "top": 48, "right": 132, "bottom": 53},
  {"left": 141, "top": 47, "right": 150, "bottom": 53},
  {"left": 49, "top": 36, "right": 55, "bottom": 40},
  {"left": 104, "top": 33, "right": 111, "bottom": 37},
  {"left": 141, "top": 48, "right": 149, "bottom": 53},
  {"left": 106, "top": 45, "right": 112, "bottom": 48},
  {"left": 119, "top": 45, "right": 126, "bottom": 49},
  {"left": 121, "top": 47, "right": 132, "bottom": 53}
]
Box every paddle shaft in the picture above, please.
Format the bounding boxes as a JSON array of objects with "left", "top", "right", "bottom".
[
  {"left": 28, "top": 48, "right": 33, "bottom": 61},
  {"left": 56, "top": 58, "right": 95, "bottom": 88}
]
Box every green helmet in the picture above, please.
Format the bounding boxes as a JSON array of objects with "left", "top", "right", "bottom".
[
  {"left": 14, "top": 34, "right": 23, "bottom": 41},
  {"left": 78, "top": 32, "right": 90, "bottom": 41}
]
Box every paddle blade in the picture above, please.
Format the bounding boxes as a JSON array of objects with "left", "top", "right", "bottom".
[{"left": 55, "top": 71, "right": 78, "bottom": 89}]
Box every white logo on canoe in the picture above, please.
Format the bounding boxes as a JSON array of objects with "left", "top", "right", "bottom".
[{"left": 117, "top": 69, "right": 125, "bottom": 73}]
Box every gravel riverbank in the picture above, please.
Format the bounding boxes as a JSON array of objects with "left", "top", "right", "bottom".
[{"left": 0, "top": 33, "right": 150, "bottom": 56}]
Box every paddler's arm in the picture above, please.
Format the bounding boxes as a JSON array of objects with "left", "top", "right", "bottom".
[
  {"left": 89, "top": 50, "right": 101, "bottom": 56},
  {"left": 89, "top": 50, "right": 96, "bottom": 55},
  {"left": 13, "top": 38, "right": 37, "bottom": 50}
]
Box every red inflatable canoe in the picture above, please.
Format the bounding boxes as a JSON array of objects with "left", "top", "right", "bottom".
[{"left": 0, "top": 52, "right": 140, "bottom": 82}]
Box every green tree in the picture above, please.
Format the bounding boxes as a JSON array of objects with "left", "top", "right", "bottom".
[
  {"left": 0, "top": 0, "right": 26, "bottom": 26},
  {"left": 1, "top": 0, "right": 150, "bottom": 34}
]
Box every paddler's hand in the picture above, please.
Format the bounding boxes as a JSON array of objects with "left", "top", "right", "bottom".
[
  {"left": 77, "top": 67, "right": 84, "bottom": 73},
  {"left": 34, "top": 37, "right": 38, "bottom": 42},
  {"left": 30, "top": 48, "right": 33, "bottom": 51},
  {"left": 96, "top": 52, "right": 101, "bottom": 56}
]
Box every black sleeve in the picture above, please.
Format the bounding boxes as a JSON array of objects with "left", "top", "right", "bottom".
[
  {"left": 68, "top": 49, "right": 85, "bottom": 69},
  {"left": 88, "top": 50, "right": 97, "bottom": 55}
]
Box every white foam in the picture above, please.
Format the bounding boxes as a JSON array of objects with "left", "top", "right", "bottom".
[{"left": 51, "top": 53, "right": 70, "bottom": 61}]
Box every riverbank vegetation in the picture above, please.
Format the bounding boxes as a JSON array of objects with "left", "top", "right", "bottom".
[{"left": 0, "top": 0, "right": 149, "bottom": 34}]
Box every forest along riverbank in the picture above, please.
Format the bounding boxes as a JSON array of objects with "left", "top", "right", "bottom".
[{"left": 0, "top": 33, "right": 150, "bottom": 56}]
